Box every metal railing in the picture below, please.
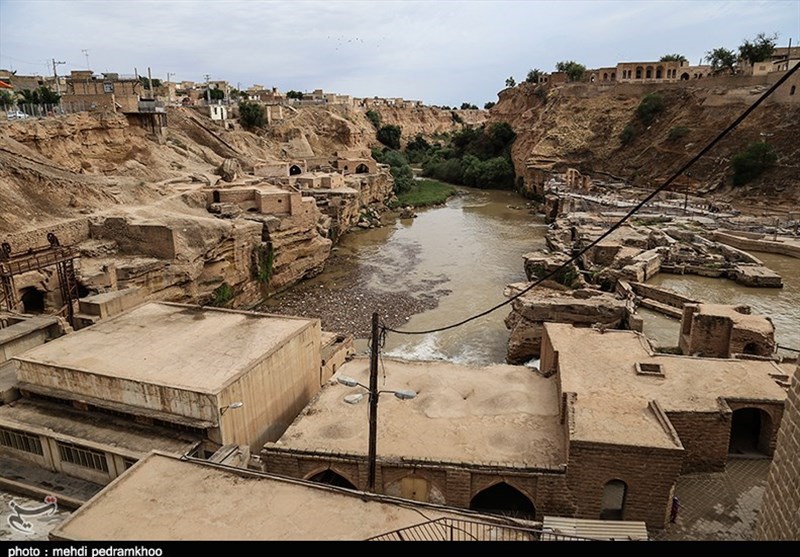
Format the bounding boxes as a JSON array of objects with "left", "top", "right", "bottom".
[{"left": 367, "top": 517, "right": 595, "bottom": 542}]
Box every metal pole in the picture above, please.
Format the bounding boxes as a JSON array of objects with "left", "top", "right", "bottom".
[{"left": 367, "top": 311, "right": 379, "bottom": 492}]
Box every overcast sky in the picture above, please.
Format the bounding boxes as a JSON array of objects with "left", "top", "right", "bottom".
[{"left": 1, "top": 0, "right": 798, "bottom": 106}]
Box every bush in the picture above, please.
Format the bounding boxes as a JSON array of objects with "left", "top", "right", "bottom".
[
  {"left": 731, "top": 141, "right": 777, "bottom": 186},
  {"left": 238, "top": 101, "right": 266, "bottom": 129},
  {"left": 366, "top": 109, "right": 381, "bottom": 128},
  {"left": 377, "top": 125, "right": 402, "bottom": 149},
  {"left": 484, "top": 101, "right": 495, "bottom": 110},
  {"left": 620, "top": 124, "right": 635, "bottom": 145},
  {"left": 667, "top": 126, "right": 689, "bottom": 142},
  {"left": 210, "top": 283, "right": 234, "bottom": 307},
  {"left": 451, "top": 111, "right": 464, "bottom": 124},
  {"left": 636, "top": 93, "right": 665, "bottom": 126}
]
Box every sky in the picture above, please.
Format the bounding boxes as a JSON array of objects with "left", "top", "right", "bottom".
[{"left": 0, "top": 0, "right": 798, "bottom": 107}]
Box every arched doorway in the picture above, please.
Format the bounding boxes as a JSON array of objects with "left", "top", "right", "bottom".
[
  {"left": 306, "top": 468, "right": 357, "bottom": 489},
  {"left": 289, "top": 164, "right": 302, "bottom": 176},
  {"left": 20, "top": 287, "right": 45, "bottom": 313},
  {"left": 470, "top": 482, "right": 535, "bottom": 519},
  {"left": 355, "top": 163, "right": 369, "bottom": 174},
  {"left": 600, "top": 480, "right": 627, "bottom": 520},
  {"left": 729, "top": 408, "right": 771, "bottom": 456},
  {"left": 742, "top": 342, "right": 760, "bottom": 355},
  {"left": 681, "top": 73, "right": 690, "bottom": 81}
]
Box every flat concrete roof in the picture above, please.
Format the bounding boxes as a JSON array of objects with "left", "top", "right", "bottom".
[
  {"left": 272, "top": 357, "right": 565, "bottom": 469},
  {"left": 0, "top": 398, "right": 199, "bottom": 458},
  {"left": 14, "top": 302, "right": 316, "bottom": 395},
  {"left": 545, "top": 323, "right": 787, "bottom": 449},
  {"left": 51, "top": 453, "right": 513, "bottom": 540}
]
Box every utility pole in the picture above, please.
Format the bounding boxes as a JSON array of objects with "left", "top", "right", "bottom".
[
  {"left": 204, "top": 74, "right": 211, "bottom": 105},
  {"left": 367, "top": 311, "right": 380, "bottom": 492},
  {"left": 52, "top": 58, "right": 66, "bottom": 95},
  {"left": 81, "top": 49, "right": 90, "bottom": 70},
  {"left": 147, "top": 67, "right": 153, "bottom": 98},
  {"left": 166, "top": 72, "right": 174, "bottom": 104}
]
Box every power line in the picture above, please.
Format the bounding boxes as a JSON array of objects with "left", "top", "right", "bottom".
[{"left": 384, "top": 61, "right": 800, "bottom": 337}]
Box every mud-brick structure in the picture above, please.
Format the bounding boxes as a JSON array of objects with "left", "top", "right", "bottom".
[
  {"left": 0, "top": 302, "right": 356, "bottom": 487},
  {"left": 262, "top": 325, "right": 787, "bottom": 529},
  {"left": 755, "top": 362, "right": 800, "bottom": 540},
  {"left": 679, "top": 303, "right": 776, "bottom": 358}
]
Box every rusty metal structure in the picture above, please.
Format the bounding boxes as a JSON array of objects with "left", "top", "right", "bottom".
[{"left": 0, "top": 233, "right": 79, "bottom": 326}]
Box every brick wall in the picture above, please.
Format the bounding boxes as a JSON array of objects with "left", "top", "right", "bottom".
[
  {"left": 566, "top": 441, "right": 684, "bottom": 528},
  {"left": 687, "top": 314, "right": 733, "bottom": 357},
  {"left": 1, "top": 219, "right": 90, "bottom": 253},
  {"left": 89, "top": 218, "right": 177, "bottom": 260},
  {"left": 755, "top": 364, "right": 800, "bottom": 540},
  {"left": 666, "top": 411, "right": 729, "bottom": 472},
  {"left": 726, "top": 400, "right": 784, "bottom": 456}
]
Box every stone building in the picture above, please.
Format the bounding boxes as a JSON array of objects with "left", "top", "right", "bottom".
[
  {"left": 50, "top": 452, "right": 547, "bottom": 541},
  {"left": 262, "top": 324, "right": 787, "bottom": 529},
  {"left": 616, "top": 60, "right": 683, "bottom": 83},
  {"left": 755, "top": 362, "right": 800, "bottom": 540},
  {"left": 62, "top": 71, "right": 141, "bottom": 113},
  {"left": 0, "top": 302, "right": 353, "bottom": 487},
  {"left": 679, "top": 303, "right": 775, "bottom": 358}
]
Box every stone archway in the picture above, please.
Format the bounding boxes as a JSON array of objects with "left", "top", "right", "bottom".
[
  {"left": 306, "top": 468, "right": 357, "bottom": 489},
  {"left": 355, "top": 163, "right": 369, "bottom": 174},
  {"left": 729, "top": 407, "right": 772, "bottom": 456},
  {"left": 469, "top": 482, "right": 535, "bottom": 519},
  {"left": 289, "top": 164, "right": 302, "bottom": 176},
  {"left": 681, "top": 72, "right": 690, "bottom": 81},
  {"left": 20, "top": 287, "right": 46, "bottom": 313}
]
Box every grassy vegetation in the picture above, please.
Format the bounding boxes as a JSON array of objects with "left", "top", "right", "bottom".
[{"left": 391, "top": 179, "right": 457, "bottom": 208}]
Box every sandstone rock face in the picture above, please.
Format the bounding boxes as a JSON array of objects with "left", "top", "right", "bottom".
[
  {"left": 218, "top": 158, "right": 241, "bottom": 182},
  {"left": 504, "top": 283, "right": 628, "bottom": 364}
]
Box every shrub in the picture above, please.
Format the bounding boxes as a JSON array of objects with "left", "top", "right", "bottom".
[
  {"left": 484, "top": 101, "right": 495, "bottom": 110},
  {"left": 620, "top": 124, "right": 635, "bottom": 145},
  {"left": 238, "top": 101, "right": 266, "bottom": 129},
  {"left": 366, "top": 109, "right": 381, "bottom": 128},
  {"left": 377, "top": 124, "right": 402, "bottom": 149},
  {"left": 731, "top": 141, "right": 777, "bottom": 186},
  {"left": 667, "top": 126, "right": 689, "bottom": 142},
  {"left": 210, "top": 283, "right": 234, "bottom": 307},
  {"left": 636, "top": 93, "right": 665, "bottom": 126}
]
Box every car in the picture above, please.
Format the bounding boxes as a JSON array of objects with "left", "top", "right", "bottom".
[{"left": 6, "top": 110, "right": 29, "bottom": 120}]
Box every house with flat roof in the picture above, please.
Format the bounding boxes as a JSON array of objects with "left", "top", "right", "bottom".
[
  {"left": 50, "top": 452, "right": 552, "bottom": 541},
  {"left": 0, "top": 302, "right": 354, "bottom": 488},
  {"left": 262, "top": 324, "right": 787, "bottom": 528}
]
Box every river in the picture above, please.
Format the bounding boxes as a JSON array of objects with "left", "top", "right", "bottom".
[{"left": 265, "top": 186, "right": 799, "bottom": 365}]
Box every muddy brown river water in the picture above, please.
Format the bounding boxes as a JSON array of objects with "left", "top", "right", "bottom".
[{"left": 264, "top": 186, "right": 799, "bottom": 365}]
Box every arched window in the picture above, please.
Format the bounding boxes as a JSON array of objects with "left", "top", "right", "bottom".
[
  {"left": 470, "top": 482, "right": 535, "bottom": 519},
  {"left": 600, "top": 480, "right": 627, "bottom": 520},
  {"left": 306, "top": 469, "right": 357, "bottom": 489},
  {"left": 635, "top": 67, "right": 643, "bottom": 79}
]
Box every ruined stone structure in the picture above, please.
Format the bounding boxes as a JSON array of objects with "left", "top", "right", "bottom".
[
  {"left": 63, "top": 70, "right": 141, "bottom": 113},
  {"left": 755, "top": 362, "right": 800, "bottom": 540},
  {"left": 616, "top": 60, "right": 683, "bottom": 83},
  {"left": 679, "top": 303, "right": 776, "bottom": 358}
]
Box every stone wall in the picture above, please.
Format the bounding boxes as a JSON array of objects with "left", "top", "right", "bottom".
[
  {"left": 755, "top": 364, "right": 800, "bottom": 540},
  {"left": 711, "top": 231, "right": 800, "bottom": 259},
  {"left": 665, "top": 411, "right": 730, "bottom": 472},
  {"left": 89, "top": 218, "right": 177, "bottom": 260}
]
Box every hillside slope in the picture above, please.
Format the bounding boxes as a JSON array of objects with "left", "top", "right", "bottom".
[{"left": 490, "top": 77, "right": 800, "bottom": 212}]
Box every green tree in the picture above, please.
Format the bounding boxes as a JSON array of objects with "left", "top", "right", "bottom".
[
  {"left": 731, "top": 141, "right": 777, "bottom": 186},
  {"left": 705, "top": 47, "right": 737, "bottom": 73},
  {"left": 555, "top": 60, "right": 586, "bottom": 82},
  {"left": 525, "top": 68, "right": 543, "bottom": 83},
  {"left": 460, "top": 102, "right": 478, "bottom": 110},
  {"left": 206, "top": 88, "right": 225, "bottom": 101},
  {"left": 619, "top": 124, "right": 635, "bottom": 145},
  {"left": 17, "top": 86, "right": 60, "bottom": 105},
  {"left": 505, "top": 76, "right": 516, "bottom": 88},
  {"left": 365, "top": 109, "right": 381, "bottom": 128},
  {"left": 484, "top": 101, "right": 495, "bottom": 109},
  {"left": 139, "top": 76, "right": 162, "bottom": 88},
  {"left": 636, "top": 93, "right": 665, "bottom": 125},
  {"left": 238, "top": 101, "right": 266, "bottom": 129},
  {"left": 377, "top": 124, "right": 402, "bottom": 150},
  {"left": 659, "top": 54, "right": 688, "bottom": 63},
  {"left": 286, "top": 90, "right": 304, "bottom": 100},
  {"left": 0, "top": 90, "right": 13, "bottom": 107},
  {"left": 739, "top": 32, "right": 778, "bottom": 65}
]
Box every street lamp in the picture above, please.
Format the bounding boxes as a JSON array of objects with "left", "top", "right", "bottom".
[
  {"left": 336, "top": 313, "right": 417, "bottom": 492},
  {"left": 219, "top": 401, "right": 244, "bottom": 415}
]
